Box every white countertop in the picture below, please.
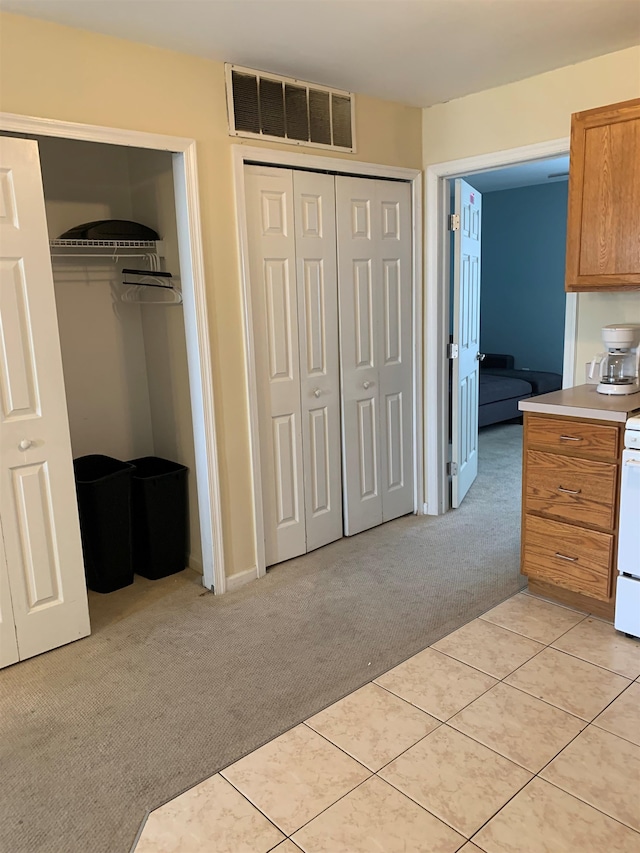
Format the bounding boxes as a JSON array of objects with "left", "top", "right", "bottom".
[{"left": 519, "top": 384, "right": 640, "bottom": 423}]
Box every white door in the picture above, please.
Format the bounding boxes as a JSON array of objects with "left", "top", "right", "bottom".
[
  {"left": 293, "top": 170, "right": 342, "bottom": 552},
  {"left": 0, "top": 136, "right": 90, "bottom": 665},
  {"left": 377, "top": 180, "right": 414, "bottom": 523},
  {"left": 245, "top": 166, "right": 306, "bottom": 566},
  {"left": 451, "top": 178, "right": 482, "bottom": 508},
  {"left": 0, "top": 517, "right": 19, "bottom": 667},
  {"left": 336, "top": 176, "right": 413, "bottom": 535}
]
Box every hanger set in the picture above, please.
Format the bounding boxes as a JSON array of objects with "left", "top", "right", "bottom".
[{"left": 121, "top": 269, "right": 183, "bottom": 304}]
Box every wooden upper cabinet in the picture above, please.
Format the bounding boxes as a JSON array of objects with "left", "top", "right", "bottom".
[{"left": 565, "top": 98, "right": 640, "bottom": 292}]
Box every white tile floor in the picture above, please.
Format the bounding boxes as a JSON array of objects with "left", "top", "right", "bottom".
[{"left": 134, "top": 592, "right": 640, "bottom": 853}]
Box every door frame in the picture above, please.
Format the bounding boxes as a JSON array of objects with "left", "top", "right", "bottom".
[
  {"left": 425, "top": 137, "right": 577, "bottom": 516},
  {"left": 232, "top": 145, "right": 423, "bottom": 579},
  {"left": 0, "top": 112, "right": 226, "bottom": 594}
]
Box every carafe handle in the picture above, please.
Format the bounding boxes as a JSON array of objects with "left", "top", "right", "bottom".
[{"left": 589, "top": 353, "right": 605, "bottom": 380}]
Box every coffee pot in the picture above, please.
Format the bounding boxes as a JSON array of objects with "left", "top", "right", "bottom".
[{"left": 589, "top": 324, "right": 640, "bottom": 395}]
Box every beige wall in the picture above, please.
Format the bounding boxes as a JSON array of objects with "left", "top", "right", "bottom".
[
  {"left": 0, "top": 12, "right": 423, "bottom": 578},
  {"left": 423, "top": 46, "right": 640, "bottom": 165},
  {"left": 422, "top": 45, "right": 640, "bottom": 385},
  {"left": 576, "top": 294, "right": 640, "bottom": 383}
]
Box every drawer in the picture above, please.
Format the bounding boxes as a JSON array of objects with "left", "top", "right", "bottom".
[
  {"left": 526, "top": 416, "right": 619, "bottom": 460},
  {"left": 522, "top": 515, "right": 613, "bottom": 601},
  {"left": 525, "top": 450, "right": 617, "bottom": 529}
]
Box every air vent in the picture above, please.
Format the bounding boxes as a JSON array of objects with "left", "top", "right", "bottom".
[{"left": 226, "top": 64, "right": 355, "bottom": 152}]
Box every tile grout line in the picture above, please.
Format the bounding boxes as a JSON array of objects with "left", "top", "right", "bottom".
[
  {"left": 219, "top": 772, "right": 305, "bottom": 843},
  {"left": 546, "top": 642, "right": 640, "bottom": 681},
  {"left": 168, "top": 604, "right": 585, "bottom": 846},
  {"left": 531, "top": 775, "right": 640, "bottom": 837},
  {"left": 373, "top": 728, "right": 534, "bottom": 842},
  {"left": 284, "top": 774, "right": 374, "bottom": 841},
  {"left": 144, "top": 594, "right": 634, "bottom": 849},
  {"left": 286, "top": 609, "right": 637, "bottom": 846}
]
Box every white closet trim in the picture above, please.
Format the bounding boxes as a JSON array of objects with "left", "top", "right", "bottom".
[
  {"left": 232, "top": 145, "right": 423, "bottom": 579},
  {"left": 0, "top": 112, "right": 226, "bottom": 595}
]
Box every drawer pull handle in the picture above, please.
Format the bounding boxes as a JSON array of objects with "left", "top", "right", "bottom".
[
  {"left": 557, "top": 486, "right": 581, "bottom": 495},
  {"left": 559, "top": 435, "right": 583, "bottom": 442},
  {"left": 555, "top": 552, "right": 578, "bottom": 562}
]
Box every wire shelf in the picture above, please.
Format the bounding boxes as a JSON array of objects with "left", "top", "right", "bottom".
[{"left": 50, "top": 239, "right": 164, "bottom": 260}]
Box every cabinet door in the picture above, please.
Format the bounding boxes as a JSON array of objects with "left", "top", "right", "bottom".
[{"left": 565, "top": 98, "right": 640, "bottom": 291}]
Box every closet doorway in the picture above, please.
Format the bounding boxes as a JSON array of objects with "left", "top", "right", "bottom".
[
  {"left": 0, "top": 116, "right": 223, "bottom": 667},
  {"left": 235, "top": 148, "right": 423, "bottom": 575}
]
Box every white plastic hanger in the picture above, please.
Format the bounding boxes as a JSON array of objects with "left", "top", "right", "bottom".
[{"left": 121, "top": 269, "right": 183, "bottom": 304}]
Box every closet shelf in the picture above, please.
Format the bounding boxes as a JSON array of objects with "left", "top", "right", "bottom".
[{"left": 50, "top": 239, "right": 165, "bottom": 259}]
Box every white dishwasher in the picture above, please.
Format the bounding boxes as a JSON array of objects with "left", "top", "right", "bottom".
[{"left": 615, "top": 413, "right": 640, "bottom": 639}]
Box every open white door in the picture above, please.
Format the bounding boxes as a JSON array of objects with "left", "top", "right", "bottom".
[
  {"left": 0, "top": 136, "right": 90, "bottom": 665},
  {"left": 451, "top": 178, "right": 482, "bottom": 508}
]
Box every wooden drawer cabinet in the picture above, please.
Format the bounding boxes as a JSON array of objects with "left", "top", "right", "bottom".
[
  {"left": 522, "top": 515, "right": 613, "bottom": 602},
  {"left": 565, "top": 98, "right": 640, "bottom": 292},
  {"left": 525, "top": 416, "right": 618, "bottom": 459},
  {"left": 521, "top": 412, "right": 624, "bottom": 618},
  {"left": 525, "top": 450, "right": 617, "bottom": 529}
]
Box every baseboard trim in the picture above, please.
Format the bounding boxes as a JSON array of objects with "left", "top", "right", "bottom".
[
  {"left": 527, "top": 579, "right": 614, "bottom": 622},
  {"left": 226, "top": 566, "right": 259, "bottom": 593}
]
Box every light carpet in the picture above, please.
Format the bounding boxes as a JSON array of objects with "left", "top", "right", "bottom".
[{"left": 0, "top": 423, "right": 526, "bottom": 853}]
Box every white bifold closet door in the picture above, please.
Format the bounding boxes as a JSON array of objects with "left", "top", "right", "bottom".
[
  {"left": 245, "top": 166, "right": 342, "bottom": 566},
  {"left": 336, "top": 176, "right": 413, "bottom": 535},
  {"left": 0, "top": 136, "right": 90, "bottom": 668}
]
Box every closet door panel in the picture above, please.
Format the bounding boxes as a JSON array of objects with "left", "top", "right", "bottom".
[
  {"left": 0, "top": 136, "right": 90, "bottom": 665},
  {"left": 377, "top": 180, "right": 414, "bottom": 521},
  {"left": 245, "top": 166, "right": 306, "bottom": 566},
  {"left": 293, "top": 171, "right": 342, "bottom": 552},
  {"left": 336, "top": 176, "right": 383, "bottom": 535}
]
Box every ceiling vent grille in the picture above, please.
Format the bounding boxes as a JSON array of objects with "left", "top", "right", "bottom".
[{"left": 225, "top": 64, "right": 355, "bottom": 152}]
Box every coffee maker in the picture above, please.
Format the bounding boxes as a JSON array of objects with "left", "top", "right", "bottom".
[{"left": 589, "top": 324, "right": 640, "bottom": 395}]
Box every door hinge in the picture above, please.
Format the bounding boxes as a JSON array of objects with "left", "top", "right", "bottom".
[
  {"left": 448, "top": 213, "right": 460, "bottom": 231},
  {"left": 447, "top": 343, "right": 459, "bottom": 359},
  {"left": 448, "top": 462, "right": 458, "bottom": 476}
]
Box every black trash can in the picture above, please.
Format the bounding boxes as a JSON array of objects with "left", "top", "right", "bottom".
[
  {"left": 73, "top": 455, "right": 136, "bottom": 593},
  {"left": 128, "top": 457, "right": 188, "bottom": 580}
]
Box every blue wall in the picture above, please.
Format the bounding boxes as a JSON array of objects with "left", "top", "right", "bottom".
[{"left": 478, "top": 181, "right": 568, "bottom": 374}]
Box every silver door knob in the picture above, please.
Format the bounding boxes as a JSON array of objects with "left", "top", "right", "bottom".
[
  {"left": 18, "top": 439, "right": 33, "bottom": 450},
  {"left": 363, "top": 381, "right": 371, "bottom": 389},
  {"left": 313, "top": 388, "right": 322, "bottom": 398},
  {"left": 476, "top": 352, "right": 486, "bottom": 361}
]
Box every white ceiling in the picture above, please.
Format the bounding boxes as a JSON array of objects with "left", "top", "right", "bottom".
[
  {"left": 2, "top": 1, "right": 639, "bottom": 107},
  {"left": 465, "top": 155, "right": 570, "bottom": 192}
]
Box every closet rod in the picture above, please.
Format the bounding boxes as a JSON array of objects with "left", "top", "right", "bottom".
[{"left": 122, "top": 269, "right": 174, "bottom": 290}]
